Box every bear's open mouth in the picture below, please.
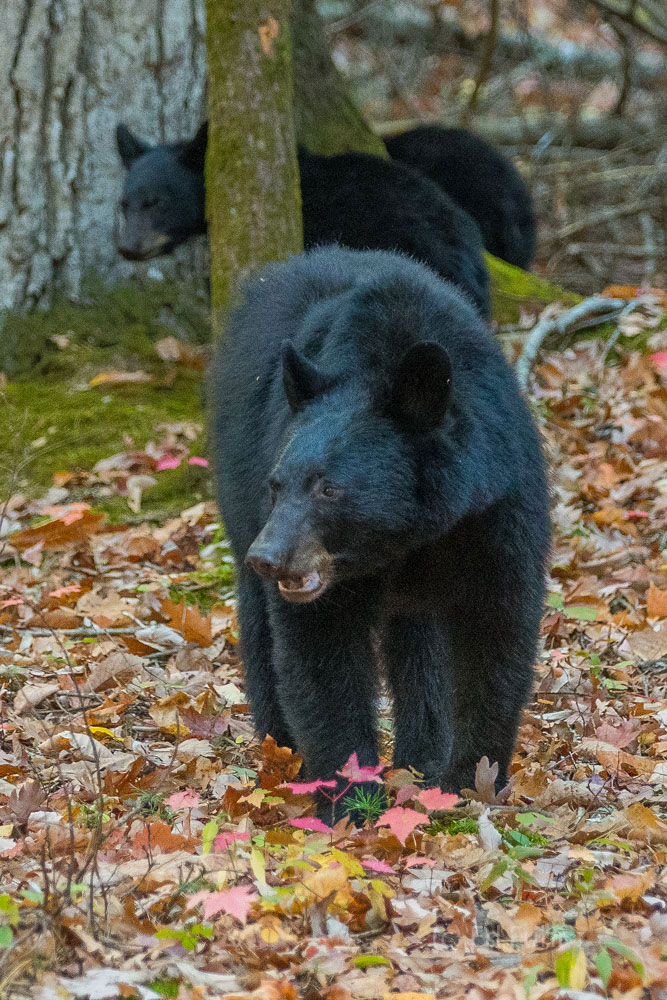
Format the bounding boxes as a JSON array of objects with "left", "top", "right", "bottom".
[{"left": 277, "top": 570, "right": 326, "bottom": 603}]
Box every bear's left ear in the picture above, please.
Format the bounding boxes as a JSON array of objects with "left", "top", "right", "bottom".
[
  {"left": 180, "top": 122, "right": 208, "bottom": 172},
  {"left": 389, "top": 342, "right": 452, "bottom": 432},
  {"left": 116, "top": 124, "right": 150, "bottom": 169},
  {"left": 281, "top": 341, "right": 330, "bottom": 413}
]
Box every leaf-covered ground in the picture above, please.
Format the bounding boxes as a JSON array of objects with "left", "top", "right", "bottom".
[{"left": 3, "top": 291, "right": 667, "bottom": 999}]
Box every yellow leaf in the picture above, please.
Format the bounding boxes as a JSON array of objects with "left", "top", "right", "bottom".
[
  {"left": 89, "top": 370, "right": 153, "bottom": 387},
  {"left": 331, "top": 847, "right": 365, "bottom": 879},
  {"left": 570, "top": 947, "right": 587, "bottom": 991},
  {"left": 88, "top": 726, "right": 117, "bottom": 741},
  {"left": 251, "top": 846, "right": 267, "bottom": 887}
]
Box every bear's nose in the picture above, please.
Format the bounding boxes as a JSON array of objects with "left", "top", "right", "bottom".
[{"left": 245, "top": 552, "right": 282, "bottom": 580}]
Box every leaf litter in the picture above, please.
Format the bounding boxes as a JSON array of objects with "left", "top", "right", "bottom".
[{"left": 2, "top": 310, "right": 667, "bottom": 997}]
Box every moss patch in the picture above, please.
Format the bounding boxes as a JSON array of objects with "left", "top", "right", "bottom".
[
  {"left": 2, "top": 375, "right": 208, "bottom": 517},
  {"left": 0, "top": 275, "right": 209, "bottom": 380},
  {"left": 487, "top": 254, "right": 581, "bottom": 326}
]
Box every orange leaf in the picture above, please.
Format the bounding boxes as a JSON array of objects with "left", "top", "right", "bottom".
[
  {"left": 647, "top": 581, "right": 667, "bottom": 619},
  {"left": 89, "top": 370, "right": 153, "bottom": 387},
  {"left": 159, "top": 596, "right": 212, "bottom": 647},
  {"left": 132, "top": 821, "right": 191, "bottom": 856},
  {"left": 10, "top": 510, "right": 105, "bottom": 551},
  {"left": 258, "top": 16, "right": 279, "bottom": 57}
]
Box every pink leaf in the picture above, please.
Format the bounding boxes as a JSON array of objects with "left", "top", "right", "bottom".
[
  {"left": 188, "top": 884, "right": 257, "bottom": 923},
  {"left": 402, "top": 855, "right": 437, "bottom": 868},
  {"left": 280, "top": 779, "right": 337, "bottom": 794},
  {"left": 0, "top": 598, "right": 23, "bottom": 608},
  {"left": 188, "top": 456, "right": 209, "bottom": 467},
  {"left": 48, "top": 584, "right": 81, "bottom": 599},
  {"left": 290, "top": 817, "right": 332, "bottom": 833},
  {"left": 651, "top": 351, "right": 667, "bottom": 372},
  {"left": 376, "top": 806, "right": 425, "bottom": 845},
  {"left": 213, "top": 831, "right": 251, "bottom": 851},
  {"left": 626, "top": 509, "right": 649, "bottom": 519},
  {"left": 157, "top": 456, "right": 181, "bottom": 471},
  {"left": 337, "top": 752, "right": 384, "bottom": 784},
  {"left": 165, "top": 788, "right": 201, "bottom": 811},
  {"left": 416, "top": 788, "right": 460, "bottom": 811},
  {"left": 361, "top": 856, "right": 395, "bottom": 874}
]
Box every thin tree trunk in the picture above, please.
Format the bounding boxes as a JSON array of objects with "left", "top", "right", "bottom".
[
  {"left": 205, "top": 0, "right": 302, "bottom": 331},
  {"left": 0, "top": 0, "right": 208, "bottom": 317}
]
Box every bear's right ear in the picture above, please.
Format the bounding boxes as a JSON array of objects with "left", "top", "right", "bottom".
[
  {"left": 180, "top": 122, "right": 208, "bottom": 172},
  {"left": 116, "top": 124, "right": 150, "bottom": 169},
  {"left": 281, "top": 341, "right": 329, "bottom": 413},
  {"left": 389, "top": 341, "right": 452, "bottom": 432}
]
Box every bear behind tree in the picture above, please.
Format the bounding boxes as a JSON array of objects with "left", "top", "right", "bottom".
[
  {"left": 211, "top": 246, "right": 550, "bottom": 816},
  {"left": 386, "top": 125, "right": 537, "bottom": 269},
  {"left": 115, "top": 123, "right": 490, "bottom": 317}
]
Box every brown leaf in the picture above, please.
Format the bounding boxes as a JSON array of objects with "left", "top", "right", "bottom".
[
  {"left": 647, "top": 581, "right": 667, "bottom": 619},
  {"left": 10, "top": 510, "right": 104, "bottom": 551},
  {"left": 81, "top": 651, "right": 147, "bottom": 693},
  {"left": 159, "top": 596, "right": 212, "bottom": 647},
  {"left": 8, "top": 780, "right": 44, "bottom": 824},
  {"left": 14, "top": 682, "right": 60, "bottom": 714},
  {"left": 257, "top": 735, "right": 303, "bottom": 790}
]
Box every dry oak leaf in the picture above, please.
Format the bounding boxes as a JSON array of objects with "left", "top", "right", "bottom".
[
  {"left": 13, "top": 682, "right": 60, "bottom": 714},
  {"left": 132, "top": 820, "right": 193, "bottom": 857},
  {"left": 623, "top": 802, "right": 667, "bottom": 843},
  {"left": 159, "top": 595, "right": 212, "bottom": 647}
]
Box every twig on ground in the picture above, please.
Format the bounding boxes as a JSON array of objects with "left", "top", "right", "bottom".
[{"left": 516, "top": 296, "right": 627, "bottom": 391}]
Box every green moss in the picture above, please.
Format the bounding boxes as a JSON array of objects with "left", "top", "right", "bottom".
[
  {"left": 1, "top": 375, "right": 208, "bottom": 517},
  {"left": 487, "top": 254, "right": 581, "bottom": 326},
  {"left": 427, "top": 816, "right": 479, "bottom": 837},
  {"left": 0, "top": 275, "right": 208, "bottom": 380}
]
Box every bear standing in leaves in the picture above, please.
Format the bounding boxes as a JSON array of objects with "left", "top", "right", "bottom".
[
  {"left": 211, "top": 247, "right": 550, "bottom": 817},
  {"left": 115, "top": 123, "right": 490, "bottom": 317},
  {"left": 386, "top": 125, "right": 537, "bottom": 270}
]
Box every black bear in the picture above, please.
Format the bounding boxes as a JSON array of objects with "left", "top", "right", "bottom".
[
  {"left": 115, "top": 123, "right": 207, "bottom": 260},
  {"left": 115, "top": 123, "right": 490, "bottom": 317},
  {"left": 385, "top": 125, "right": 537, "bottom": 269},
  {"left": 211, "top": 246, "right": 550, "bottom": 817}
]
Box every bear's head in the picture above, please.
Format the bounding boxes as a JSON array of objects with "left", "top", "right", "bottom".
[
  {"left": 245, "top": 339, "right": 452, "bottom": 602},
  {"left": 114, "top": 123, "right": 207, "bottom": 260}
]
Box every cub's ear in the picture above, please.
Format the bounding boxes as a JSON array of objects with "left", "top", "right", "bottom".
[
  {"left": 180, "top": 122, "right": 208, "bottom": 171},
  {"left": 281, "top": 341, "right": 329, "bottom": 413},
  {"left": 390, "top": 341, "right": 452, "bottom": 432},
  {"left": 116, "top": 124, "right": 150, "bottom": 168}
]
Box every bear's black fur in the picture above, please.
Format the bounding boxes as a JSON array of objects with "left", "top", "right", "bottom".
[
  {"left": 211, "top": 246, "right": 550, "bottom": 816},
  {"left": 115, "top": 123, "right": 207, "bottom": 261},
  {"left": 115, "top": 123, "right": 490, "bottom": 317},
  {"left": 385, "top": 125, "right": 537, "bottom": 269}
]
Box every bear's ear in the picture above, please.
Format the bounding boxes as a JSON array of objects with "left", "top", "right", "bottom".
[
  {"left": 116, "top": 124, "right": 150, "bottom": 168},
  {"left": 281, "top": 341, "right": 329, "bottom": 413},
  {"left": 180, "top": 122, "right": 208, "bottom": 171},
  {"left": 389, "top": 342, "right": 452, "bottom": 432}
]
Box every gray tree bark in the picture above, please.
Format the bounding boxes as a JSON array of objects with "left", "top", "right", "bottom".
[{"left": 0, "top": 0, "right": 208, "bottom": 316}]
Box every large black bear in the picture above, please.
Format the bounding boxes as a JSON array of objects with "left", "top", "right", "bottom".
[
  {"left": 115, "top": 124, "right": 490, "bottom": 317},
  {"left": 385, "top": 125, "right": 537, "bottom": 270},
  {"left": 211, "top": 246, "right": 550, "bottom": 817}
]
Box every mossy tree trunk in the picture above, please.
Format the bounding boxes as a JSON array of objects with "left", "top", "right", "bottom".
[
  {"left": 205, "top": 0, "right": 302, "bottom": 332},
  {"left": 291, "top": 0, "right": 386, "bottom": 157}
]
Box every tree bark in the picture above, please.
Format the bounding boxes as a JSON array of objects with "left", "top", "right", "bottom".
[
  {"left": 0, "top": 0, "right": 208, "bottom": 317},
  {"left": 205, "top": 0, "right": 302, "bottom": 330}
]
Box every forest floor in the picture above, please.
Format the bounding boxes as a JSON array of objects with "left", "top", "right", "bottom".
[{"left": 3, "top": 286, "right": 667, "bottom": 998}]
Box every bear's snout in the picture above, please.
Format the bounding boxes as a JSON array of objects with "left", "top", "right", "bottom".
[{"left": 245, "top": 529, "right": 332, "bottom": 603}]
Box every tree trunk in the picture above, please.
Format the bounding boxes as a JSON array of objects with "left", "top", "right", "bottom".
[
  {"left": 292, "top": 0, "right": 386, "bottom": 156},
  {"left": 0, "top": 0, "right": 208, "bottom": 317},
  {"left": 205, "top": 0, "right": 302, "bottom": 329}
]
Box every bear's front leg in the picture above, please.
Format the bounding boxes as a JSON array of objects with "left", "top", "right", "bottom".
[
  {"left": 382, "top": 616, "right": 455, "bottom": 786},
  {"left": 267, "top": 586, "right": 380, "bottom": 820}
]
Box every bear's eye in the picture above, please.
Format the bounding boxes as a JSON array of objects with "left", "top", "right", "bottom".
[
  {"left": 142, "top": 196, "right": 159, "bottom": 210},
  {"left": 120, "top": 198, "right": 129, "bottom": 214},
  {"left": 315, "top": 479, "right": 343, "bottom": 500}
]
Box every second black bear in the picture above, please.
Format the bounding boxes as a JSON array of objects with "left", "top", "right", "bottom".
[
  {"left": 386, "top": 125, "right": 537, "bottom": 269},
  {"left": 115, "top": 124, "right": 490, "bottom": 317},
  {"left": 211, "top": 246, "right": 550, "bottom": 817}
]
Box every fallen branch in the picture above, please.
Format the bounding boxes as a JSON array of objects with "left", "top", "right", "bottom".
[{"left": 516, "top": 296, "right": 627, "bottom": 391}]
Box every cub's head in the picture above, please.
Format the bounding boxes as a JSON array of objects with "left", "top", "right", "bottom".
[
  {"left": 245, "top": 339, "right": 452, "bottom": 602},
  {"left": 115, "top": 123, "right": 207, "bottom": 261}
]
